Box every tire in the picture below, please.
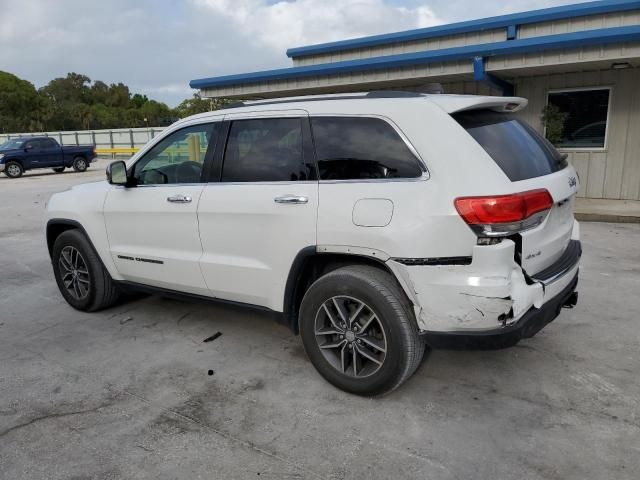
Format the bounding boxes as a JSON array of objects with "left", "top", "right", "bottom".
[
  {"left": 299, "top": 265, "right": 426, "bottom": 396},
  {"left": 72, "top": 156, "right": 88, "bottom": 172},
  {"left": 52, "top": 167, "right": 66, "bottom": 173},
  {"left": 52, "top": 230, "right": 121, "bottom": 312},
  {"left": 4, "top": 161, "right": 23, "bottom": 178}
]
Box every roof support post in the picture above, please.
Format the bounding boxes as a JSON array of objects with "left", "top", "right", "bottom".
[{"left": 472, "top": 56, "right": 514, "bottom": 96}]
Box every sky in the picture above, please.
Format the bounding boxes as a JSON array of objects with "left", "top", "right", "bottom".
[{"left": 0, "top": 0, "right": 579, "bottom": 107}]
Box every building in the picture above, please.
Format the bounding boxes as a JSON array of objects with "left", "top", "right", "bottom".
[{"left": 190, "top": 0, "right": 640, "bottom": 219}]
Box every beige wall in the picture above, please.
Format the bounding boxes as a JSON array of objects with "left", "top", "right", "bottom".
[{"left": 514, "top": 68, "right": 640, "bottom": 201}]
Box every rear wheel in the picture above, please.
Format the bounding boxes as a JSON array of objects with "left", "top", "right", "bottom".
[
  {"left": 52, "top": 230, "right": 121, "bottom": 311},
  {"left": 52, "top": 167, "right": 66, "bottom": 173},
  {"left": 73, "top": 156, "right": 88, "bottom": 172},
  {"left": 4, "top": 161, "right": 23, "bottom": 178},
  {"left": 299, "top": 265, "right": 426, "bottom": 396}
]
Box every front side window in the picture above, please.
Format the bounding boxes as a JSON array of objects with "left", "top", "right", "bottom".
[
  {"left": 545, "top": 88, "right": 610, "bottom": 149},
  {"left": 221, "top": 118, "right": 313, "bottom": 182},
  {"left": 133, "top": 123, "right": 215, "bottom": 185},
  {"left": 310, "top": 117, "right": 423, "bottom": 180}
]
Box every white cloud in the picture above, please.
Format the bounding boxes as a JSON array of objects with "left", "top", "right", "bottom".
[
  {"left": 0, "top": 0, "right": 575, "bottom": 106},
  {"left": 194, "top": 0, "right": 442, "bottom": 53}
]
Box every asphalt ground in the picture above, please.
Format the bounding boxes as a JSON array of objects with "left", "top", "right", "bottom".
[{"left": 1, "top": 161, "right": 639, "bottom": 479}]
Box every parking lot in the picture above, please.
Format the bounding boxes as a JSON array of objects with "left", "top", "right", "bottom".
[{"left": 1, "top": 162, "right": 639, "bottom": 479}]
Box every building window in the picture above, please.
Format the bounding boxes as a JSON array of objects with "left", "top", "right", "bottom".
[{"left": 545, "top": 88, "right": 610, "bottom": 149}]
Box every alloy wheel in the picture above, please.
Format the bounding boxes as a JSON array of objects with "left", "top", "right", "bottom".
[
  {"left": 314, "top": 296, "right": 387, "bottom": 378},
  {"left": 58, "top": 246, "right": 90, "bottom": 300}
]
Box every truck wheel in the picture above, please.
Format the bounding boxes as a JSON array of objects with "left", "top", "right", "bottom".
[
  {"left": 52, "top": 167, "right": 66, "bottom": 173},
  {"left": 4, "top": 161, "right": 23, "bottom": 178},
  {"left": 299, "top": 265, "right": 426, "bottom": 396},
  {"left": 73, "top": 156, "right": 88, "bottom": 172},
  {"left": 52, "top": 230, "right": 121, "bottom": 312}
]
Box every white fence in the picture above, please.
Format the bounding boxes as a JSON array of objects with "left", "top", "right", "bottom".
[{"left": 0, "top": 127, "right": 167, "bottom": 156}]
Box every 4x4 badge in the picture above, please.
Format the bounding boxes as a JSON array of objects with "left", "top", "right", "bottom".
[{"left": 568, "top": 176, "right": 577, "bottom": 188}]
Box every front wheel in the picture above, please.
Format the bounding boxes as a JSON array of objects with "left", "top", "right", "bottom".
[
  {"left": 299, "top": 265, "right": 426, "bottom": 396},
  {"left": 73, "top": 156, "right": 88, "bottom": 172},
  {"left": 52, "top": 230, "right": 121, "bottom": 311},
  {"left": 4, "top": 161, "right": 23, "bottom": 178}
]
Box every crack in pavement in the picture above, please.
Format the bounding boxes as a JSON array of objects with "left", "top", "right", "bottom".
[{"left": 0, "top": 403, "right": 111, "bottom": 438}]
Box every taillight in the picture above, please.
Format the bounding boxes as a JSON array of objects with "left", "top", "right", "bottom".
[{"left": 454, "top": 189, "right": 553, "bottom": 237}]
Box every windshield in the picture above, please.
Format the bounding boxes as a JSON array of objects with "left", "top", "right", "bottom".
[
  {"left": 452, "top": 110, "right": 567, "bottom": 181},
  {"left": 0, "top": 139, "right": 26, "bottom": 151}
]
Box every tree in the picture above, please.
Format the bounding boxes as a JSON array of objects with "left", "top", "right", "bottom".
[
  {"left": 542, "top": 104, "right": 569, "bottom": 145},
  {"left": 174, "top": 93, "right": 233, "bottom": 118},
  {"left": 0, "top": 71, "right": 44, "bottom": 133},
  {"left": 174, "top": 93, "right": 211, "bottom": 117},
  {"left": 0, "top": 70, "right": 222, "bottom": 133}
]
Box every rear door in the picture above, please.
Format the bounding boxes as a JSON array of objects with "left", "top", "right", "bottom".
[
  {"left": 39, "top": 138, "right": 63, "bottom": 167},
  {"left": 452, "top": 109, "right": 578, "bottom": 275},
  {"left": 103, "top": 121, "right": 219, "bottom": 295},
  {"left": 197, "top": 110, "right": 318, "bottom": 311}
]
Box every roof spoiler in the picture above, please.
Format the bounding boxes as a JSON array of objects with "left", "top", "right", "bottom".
[{"left": 428, "top": 95, "right": 528, "bottom": 114}]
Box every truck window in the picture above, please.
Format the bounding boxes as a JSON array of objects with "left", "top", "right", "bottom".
[
  {"left": 310, "top": 117, "right": 423, "bottom": 180},
  {"left": 452, "top": 109, "right": 567, "bottom": 181},
  {"left": 133, "top": 123, "right": 216, "bottom": 185},
  {"left": 221, "top": 118, "right": 314, "bottom": 182}
]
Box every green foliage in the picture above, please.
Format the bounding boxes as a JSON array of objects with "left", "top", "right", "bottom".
[
  {"left": 542, "top": 104, "right": 568, "bottom": 144},
  {"left": 0, "top": 71, "right": 46, "bottom": 132},
  {"left": 174, "top": 94, "right": 234, "bottom": 118},
  {"left": 0, "top": 71, "right": 234, "bottom": 133}
]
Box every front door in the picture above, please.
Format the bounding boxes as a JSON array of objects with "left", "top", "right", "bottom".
[
  {"left": 23, "top": 139, "right": 54, "bottom": 168},
  {"left": 103, "top": 122, "right": 219, "bottom": 295},
  {"left": 198, "top": 112, "right": 318, "bottom": 311}
]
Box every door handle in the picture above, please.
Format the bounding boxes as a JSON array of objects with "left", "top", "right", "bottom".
[
  {"left": 274, "top": 194, "right": 308, "bottom": 204},
  {"left": 167, "top": 194, "right": 192, "bottom": 203}
]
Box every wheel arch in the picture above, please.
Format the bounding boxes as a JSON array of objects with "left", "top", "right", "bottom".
[
  {"left": 47, "top": 219, "right": 97, "bottom": 259},
  {"left": 282, "top": 247, "right": 408, "bottom": 334},
  {"left": 4, "top": 158, "right": 24, "bottom": 169}
]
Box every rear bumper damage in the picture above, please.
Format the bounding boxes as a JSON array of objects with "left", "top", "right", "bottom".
[{"left": 387, "top": 221, "right": 581, "bottom": 341}]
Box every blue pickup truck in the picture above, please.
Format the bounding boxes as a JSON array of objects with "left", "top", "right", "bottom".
[{"left": 0, "top": 136, "right": 97, "bottom": 178}]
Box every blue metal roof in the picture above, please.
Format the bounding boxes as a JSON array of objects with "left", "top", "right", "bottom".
[
  {"left": 286, "top": 0, "right": 640, "bottom": 58},
  {"left": 190, "top": 25, "right": 640, "bottom": 90}
]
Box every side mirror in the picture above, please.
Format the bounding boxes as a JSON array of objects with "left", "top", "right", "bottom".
[{"left": 106, "top": 161, "right": 129, "bottom": 186}]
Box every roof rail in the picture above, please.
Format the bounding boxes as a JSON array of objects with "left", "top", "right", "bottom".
[{"left": 218, "top": 90, "right": 434, "bottom": 110}]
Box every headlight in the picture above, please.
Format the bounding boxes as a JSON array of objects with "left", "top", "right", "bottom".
[{"left": 0, "top": 154, "right": 4, "bottom": 160}]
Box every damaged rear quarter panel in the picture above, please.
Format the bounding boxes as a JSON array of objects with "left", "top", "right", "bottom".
[{"left": 388, "top": 239, "right": 543, "bottom": 332}]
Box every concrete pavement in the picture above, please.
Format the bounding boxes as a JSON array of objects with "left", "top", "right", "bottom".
[{"left": 1, "top": 163, "right": 639, "bottom": 479}]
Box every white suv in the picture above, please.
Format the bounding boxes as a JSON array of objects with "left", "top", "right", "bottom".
[{"left": 46, "top": 92, "right": 581, "bottom": 395}]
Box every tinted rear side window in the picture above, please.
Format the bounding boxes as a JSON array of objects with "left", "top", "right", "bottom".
[
  {"left": 222, "top": 118, "right": 315, "bottom": 182},
  {"left": 452, "top": 110, "right": 567, "bottom": 182},
  {"left": 311, "top": 117, "right": 423, "bottom": 180}
]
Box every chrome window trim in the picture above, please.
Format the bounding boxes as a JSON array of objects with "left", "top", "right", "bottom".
[
  {"left": 319, "top": 171, "right": 429, "bottom": 185},
  {"left": 206, "top": 180, "right": 318, "bottom": 186}
]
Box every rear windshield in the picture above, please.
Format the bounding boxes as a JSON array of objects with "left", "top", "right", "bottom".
[{"left": 452, "top": 109, "right": 567, "bottom": 181}]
